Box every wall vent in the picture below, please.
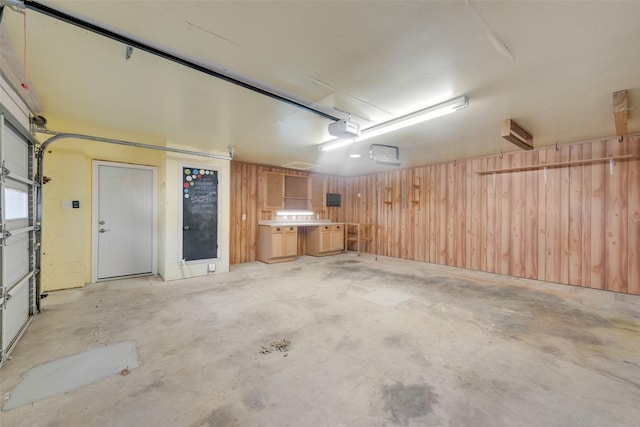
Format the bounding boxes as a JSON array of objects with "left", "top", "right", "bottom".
[{"left": 281, "top": 161, "right": 317, "bottom": 170}]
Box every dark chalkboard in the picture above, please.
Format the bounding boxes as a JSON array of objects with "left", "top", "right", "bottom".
[{"left": 182, "top": 167, "right": 218, "bottom": 261}]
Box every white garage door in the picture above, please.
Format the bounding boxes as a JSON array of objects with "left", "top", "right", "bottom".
[{"left": 1, "top": 113, "right": 37, "bottom": 363}]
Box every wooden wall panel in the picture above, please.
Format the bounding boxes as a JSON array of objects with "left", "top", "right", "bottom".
[
  {"left": 484, "top": 157, "right": 497, "bottom": 273},
  {"left": 568, "top": 144, "right": 583, "bottom": 286},
  {"left": 580, "top": 144, "right": 592, "bottom": 288},
  {"left": 436, "top": 164, "right": 447, "bottom": 265},
  {"left": 544, "top": 148, "right": 562, "bottom": 283},
  {"left": 589, "top": 141, "right": 606, "bottom": 289},
  {"left": 446, "top": 163, "right": 456, "bottom": 266},
  {"left": 524, "top": 151, "right": 539, "bottom": 280},
  {"left": 628, "top": 138, "right": 640, "bottom": 295},
  {"left": 428, "top": 166, "right": 437, "bottom": 263},
  {"left": 510, "top": 152, "right": 525, "bottom": 277},
  {"left": 536, "top": 150, "right": 547, "bottom": 281},
  {"left": 455, "top": 162, "right": 467, "bottom": 268},
  {"left": 605, "top": 139, "right": 629, "bottom": 293},
  {"left": 402, "top": 169, "right": 414, "bottom": 260},
  {"left": 466, "top": 160, "right": 480, "bottom": 270},
  {"left": 413, "top": 167, "right": 428, "bottom": 262},
  {"left": 230, "top": 135, "right": 639, "bottom": 296},
  {"left": 498, "top": 154, "right": 512, "bottom": 275},
  {"left": 559, "top": 146, "right": 571, "bottom": 285}
]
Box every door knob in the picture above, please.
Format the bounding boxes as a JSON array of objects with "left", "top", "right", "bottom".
[{"left": 184, "top": 226, "right": 191, "bottom": 230}]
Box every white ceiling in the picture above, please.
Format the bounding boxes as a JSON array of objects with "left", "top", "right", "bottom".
[{"left": 1, "top": 0, "right": 638, "bottom": 176}]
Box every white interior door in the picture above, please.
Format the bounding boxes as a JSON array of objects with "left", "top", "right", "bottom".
[
  {"left": 94, "top": 162, "right": 156, "bottom": 280},
  {"left": 1, "top": 116, "right": 36, "bottom": 362}
]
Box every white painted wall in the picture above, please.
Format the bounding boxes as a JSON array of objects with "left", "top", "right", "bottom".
[{"left": 158, "top": 149, "right": 230, "bottom": 280}]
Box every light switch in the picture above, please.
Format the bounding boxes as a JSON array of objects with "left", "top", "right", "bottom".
[
  {"left": 242, "top": 213, "right": 247, "bottom": 220},
  {"left": 61, "top": 201, "right": 72, "bottom": 209}
]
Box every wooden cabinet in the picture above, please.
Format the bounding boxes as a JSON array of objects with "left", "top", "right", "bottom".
[
  {"left": 307, "top": 224, "right": 344, "bottom": 256},
  {"left": 309, "top": 175, "right": 325, "bottom": 210},
  {"left": 257, "top": 225, "right": 298, "bottom": 263},
  {"left": 284, "top": 175, "right": 309, "bottom": 209},
  {"left": 262, "top": 172, "right": 310, "bottom": 211},
  {"left": 263, "top": 172, "right": 284, "bottom": 210},
  {"left": 332, "top": 226, "right": 345, "bottom": 252}
]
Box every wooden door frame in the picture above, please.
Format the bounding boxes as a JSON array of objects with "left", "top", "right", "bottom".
[{"left": 91, "top": 160, "right": 157, "bottom": 282}]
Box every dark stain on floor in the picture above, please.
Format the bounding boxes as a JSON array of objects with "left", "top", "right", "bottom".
[
  {"left": 200, "top": 405, "right": 238, "bottom": 427},
  {"left": 382, "top": 382, "right": 438, "bottom": 425},
  {"left": 328, "top": 265, "right": 634, "bottom": 349},
  {"left": 330, "top": 259, "right": 362, "bottom": 266}
]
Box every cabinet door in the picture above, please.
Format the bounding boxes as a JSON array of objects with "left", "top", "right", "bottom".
[
  {"left": 309, "top": 175, "right": 325, "bottom": 210},
  {"left": 284, "top": 175, "right": 309, "bottom": 209},
  {"left": 319, "top": 227, "right": 332, "bottom": 252},
  {"left": 284, "top": 227, "right": 298, "bottom": 257},
  {"left": 270, "top": 230, "right": 284, "bottom": 258},
  {"left": 263, "top": 172, "right": 284, "bottom": 210},
  {"left": 331, "top": 225, "right": 344, "bottom": 251}
]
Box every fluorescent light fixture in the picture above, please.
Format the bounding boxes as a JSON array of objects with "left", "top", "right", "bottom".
[
  {"left": 318, "top": 95, "right": 468, "bottom": 151},
  {"left": 276, "top": 210, "right": 313, "bottom": 216},
  {"left": 358, "top": 95, "right": 468, "bottom": 142},
  {"left": 319, "top": 138, "right": 355, "bottom": 152},
  {"left": 349, "top": 154, "right": 361, "bottom": 158}
]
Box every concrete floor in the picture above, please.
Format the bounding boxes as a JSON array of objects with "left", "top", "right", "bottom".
[{"left": 1, "top": 254, "right": 639, "bottom": 426}]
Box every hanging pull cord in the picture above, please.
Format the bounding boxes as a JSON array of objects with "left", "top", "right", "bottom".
[{"left": 20, "top": 8, "right": 29, "bottom": 91}]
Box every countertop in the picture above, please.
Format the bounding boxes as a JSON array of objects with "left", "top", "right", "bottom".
[{"left": 259, "top": 220, "right": 345, "bottom": 227}]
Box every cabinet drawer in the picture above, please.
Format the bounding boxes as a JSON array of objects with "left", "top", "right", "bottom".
[{"left": 272, "top": 226, "right": 297, "bottom": 233}]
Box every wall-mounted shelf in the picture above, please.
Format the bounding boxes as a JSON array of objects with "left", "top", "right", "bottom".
[
  {"left": 383, "top": 186, "right": 393, "bottom": 206},
  {"left": 476, "top": 155, "right": 634, "bottom": 175},
  {"left": 344, "top": 223, "right": 372, "bottom": 256},
  {"left": 410, "top": 177, "right": 421, "bottom": 205}
]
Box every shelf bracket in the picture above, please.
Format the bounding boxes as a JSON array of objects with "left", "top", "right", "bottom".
[
  {"left": 502, "top": 119, "right": 534, "bottom": 150},
  {"left": 613, "top": 89, "right": 628, "bottom": 138}
]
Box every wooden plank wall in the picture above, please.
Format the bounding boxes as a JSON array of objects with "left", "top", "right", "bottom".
[
  {"left": 230, "top": 136, "right": 639, "bottom": 295},
  {"left": 342, "top": 136, "right": 639, "bottom": 295},
  {"left": 229, "top": 162, "right": 346, "bottom": 264}
]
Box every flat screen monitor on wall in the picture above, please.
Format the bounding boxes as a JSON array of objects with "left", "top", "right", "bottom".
[{"left": 326, "top": 193, "right": 341, "bottom": 207}]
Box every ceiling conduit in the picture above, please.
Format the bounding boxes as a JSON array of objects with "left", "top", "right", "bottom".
[
  {"left": 9, "top": 0, "right": 340, "bottom": 122},
  {"left": 36, "top": 130, "right": 234, "bottom": 162}
]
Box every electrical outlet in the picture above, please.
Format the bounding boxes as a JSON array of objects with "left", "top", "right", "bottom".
[{"left": 242, "top": 213, "right": 247, "bottom": 220}]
